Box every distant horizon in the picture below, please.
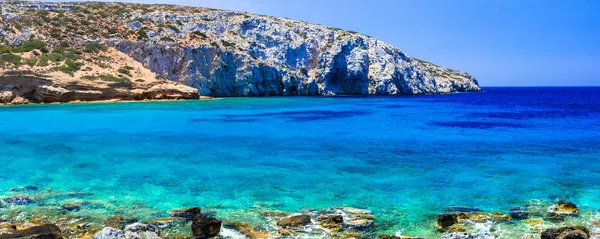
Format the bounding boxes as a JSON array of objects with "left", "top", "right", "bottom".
[{"left": 36, "top": 0, "right": 600, "bottom": 87}]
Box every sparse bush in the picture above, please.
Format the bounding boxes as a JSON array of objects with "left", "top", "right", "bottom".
[
  {"left": 26, "top": 58, "right": 38, "bottom": 67},
  {"left": 118, "top": 67, "right": 132, "bottom": 76},
  {"left": 99, "top": 74, "right": 131, "bottom": 84},
  {"left": 83, "top": 42, "right": 108, "bottom": 53},
  {"left": 167, "top": 25, "right": 181, "bottom": 33},
  {"left": 221, "top": 40, "right": 235, "bottom": 48},
  {"left": 55, "top": 60, "right": 82, "bottom": 75},
  {"left": 1, "top": 53, "right": 22, "bottom": 67}
]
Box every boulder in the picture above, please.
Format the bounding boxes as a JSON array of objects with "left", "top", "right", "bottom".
[
  {"left": 317, "top": 215, "right": 343, "bottom": 230},
  {"left": 547, "top": 202, "right": 579, "bottom": 219},
  {"left": 123, "top": 223, "right": 161, "bottom": 239},
  {"left": 92, "top": 227, "right": 125, "bottom": 239},
  {"left": 436, "top": 214, "right": 458, "bottom": 232},
  {"left": 191, "top": 217, "right": 222, "bottom": 238},
  {"left": 0, "top": 224, "right": 63, "bottom": 239},
  {"left": 541, "top": 226, "right": 590, "bottom": 239},
  {"left": 169, "top": 207, "right": 201, "bottom": 219},
  {"left": 276, "top": 215, "right": 311, "bottom": 229},
  {"left": 332, "top": 207, "right": 375, "bottom": 231},
  {"left": 0, "top": 91, "right": 15, "bottom": 104}
]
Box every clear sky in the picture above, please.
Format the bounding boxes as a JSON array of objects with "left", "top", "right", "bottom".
[{"left": 46, "top": 0, "right": 600, "bottom": 86}]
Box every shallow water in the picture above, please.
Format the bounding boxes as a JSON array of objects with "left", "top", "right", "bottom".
[{"left": 1, "top": 87, "right": 599, "bottom": 238}]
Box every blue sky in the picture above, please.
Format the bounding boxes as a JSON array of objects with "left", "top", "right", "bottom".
[{"left": 50, "top": 0, "right": 599, "bottom": 86}]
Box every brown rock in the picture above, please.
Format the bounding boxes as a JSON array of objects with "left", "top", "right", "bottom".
[
  {"left": 317, "top": 215, "right": 343, "bottom": 230},
  {"left": 436, "top": 214, "right": 458, "bottom": 232},
  {"left": 276, "top": 215, "right": 311, "bottom": 229},
  {"left": 191, "top": 217, "right": 222, "bottom": 238},
  {"left": 541, "top": 226, "right": 590, "bottom": 239},
  {"left": 105, "top": 216, "right": 138, "bottom": 229},
  {"left": 0, "top": 224, "right": 63, "bottom": 239},
  {"left": 548, "top": 202, "right": 579, "bottom": 219},
  {"left": 170, "top": 207, "right": 201, "bottom": 219}
]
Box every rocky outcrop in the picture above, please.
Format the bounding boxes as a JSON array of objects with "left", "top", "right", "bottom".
[
  {"left": 0, "top": 224, "right": 63, "bottom": 239},
  {"left": 541, "top": 226, "right": 590, "bottom": 239},
  {"left": 191, "top": 217, "right": 222, "bottom": 238},
  {"left": 123, "top": 223, "right": 161, "bottom": 239},
  {"left": 93, "top": 228, "right": 125, "bottom": 239},
  {"left": 111, "top": 10, "right": 480, "bottom": 96},
  {"left": 0, "top": 72, "right": 199, "bottom": 105},
  {"left": 169, "top": 207, "right": 202, "bottom": 219}
]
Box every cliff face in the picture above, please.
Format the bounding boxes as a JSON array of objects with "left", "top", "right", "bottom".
[
  {"left": 112, "top": 11, "right": 480, "bottom": 96},
  {"left": 0, "top": 2, "right": 480, "bottom": 104}
]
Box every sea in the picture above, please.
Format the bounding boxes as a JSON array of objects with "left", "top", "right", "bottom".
[{"left": 1, "top": 87, "right": 599, "bottom": 238}]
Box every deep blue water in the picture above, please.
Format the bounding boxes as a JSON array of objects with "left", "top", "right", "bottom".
[{"left": 0, "top": 87, "right": 599, "bottom": 237}]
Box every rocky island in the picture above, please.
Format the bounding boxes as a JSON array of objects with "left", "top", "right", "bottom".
[{"left": 0, "top": 1, "right": 480, "bottom": 105}]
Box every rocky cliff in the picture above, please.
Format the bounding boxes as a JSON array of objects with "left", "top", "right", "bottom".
[{"left": 0, "top": 2, "right": 480, "bottom": 104}]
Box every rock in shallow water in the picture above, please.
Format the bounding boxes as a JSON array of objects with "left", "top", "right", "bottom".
[
  {"left": 105, "top": 216, "right": 138, "bottom": 230},
  {"left": 0, "top": 224, "right": 63, "bottom": 239},
  {"left": 440, "top": 232, "right": 493, "bottom": 239},
  {"left": 547, "top": 202, "right": 579, "bottom": 220},
  {"left": 123, "top": 223, "right": 161, "bottom": 239},
  {"left": 169, "top": 207, "right": 202, "bottom": 219},
  {"left": 191, "top": 217, "right": 222, "bottom": 238},
  {"left": 541, "top": 226, "right": 590, "bottom": 239},
  {"left": 93, "top": 227, "right": 125, "bottom": 239},
  {"left": 61, "top": 204, "right": 82, "bottom": 211},
  {"left": 276, "top": 215, "right": 312, "bottom": 229},
  {"left": 3, "top": 195, "right": 33, "bottom": 205},
  {"left": 436, "top": 214, "right": 459, "bottom": 232}
]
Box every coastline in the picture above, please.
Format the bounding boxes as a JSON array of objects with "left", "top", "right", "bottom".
[
  {"left": 0, "top": 193, "right": 597, "bottom": 239},
  {"left": 0, "top": 96, "right": 218, "bottom": 107}
]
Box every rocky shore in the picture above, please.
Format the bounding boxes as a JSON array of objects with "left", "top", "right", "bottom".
[{"left": 1, "top": 187, "right": 598, "bottom": 239}]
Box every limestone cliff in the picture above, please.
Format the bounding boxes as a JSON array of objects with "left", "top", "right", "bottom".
[{"left": 0, "top": 1, "right": 480, "bottom": 104}]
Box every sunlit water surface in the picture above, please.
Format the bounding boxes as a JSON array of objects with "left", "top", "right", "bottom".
[{"left": 1, "top": 87, "right": 599, "bottom": 238}]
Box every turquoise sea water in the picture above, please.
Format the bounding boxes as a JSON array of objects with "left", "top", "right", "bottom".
[{"left": 1, "top": 87, "right": 599, "bottom": 237}]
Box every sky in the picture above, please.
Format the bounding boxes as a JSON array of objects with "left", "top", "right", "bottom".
[{"left": 45, "top": 0, "right": 599, "bottom": 86}]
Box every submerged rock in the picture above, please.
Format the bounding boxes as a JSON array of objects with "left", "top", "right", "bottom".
[
  {"left": 3, "top": 195, "right": 33, "bottom": 205},
  {"left": 105, "top": 216, "right": 138, "bottom": 229},
  {"left": 191, "top": 217, "right": 222, "bottom": 238},
  {"left": 378, "top": 236, "right": 424, "bottom": 239},
  {"left": 61, "top": 204, "right": 82, "bottom": 211},
  {"left": 276, "top": 215, "right": 311, "bottom": 229},
  {"left": 333, "top": 207, "right": 375, "bottom": 231},
  {"left": 440, "top": 232, "right": 493, "bottom": 239},
  {"left": 0, "top": 224, "right": 63, "bottom": 239},
  {"left": 123, "top": 223, "right": 161, "bottom": 239},
  {"left": 541, "top": 226, "right": 590, "bottom": 239},
  {"left": 9, "top": 186, "right": 39, "bottom": 192},
  {"left": 93, "top": 227, "right": 125, "bottom": 239},
  {"left": 169, "top": 207, "right": 202, "bottom": 219}
]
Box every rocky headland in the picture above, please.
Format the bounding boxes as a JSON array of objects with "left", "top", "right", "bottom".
[{"left": 0, "top": 1, "right": 480, "bottom": 105}]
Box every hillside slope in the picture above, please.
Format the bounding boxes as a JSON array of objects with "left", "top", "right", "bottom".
[{"left": 0, "top": 2, "right": 480, "bottom": 104}]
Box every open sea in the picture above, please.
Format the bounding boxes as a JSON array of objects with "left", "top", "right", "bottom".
[{"left": 1, "top": 87, "right": 599, "bottom": 238}]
